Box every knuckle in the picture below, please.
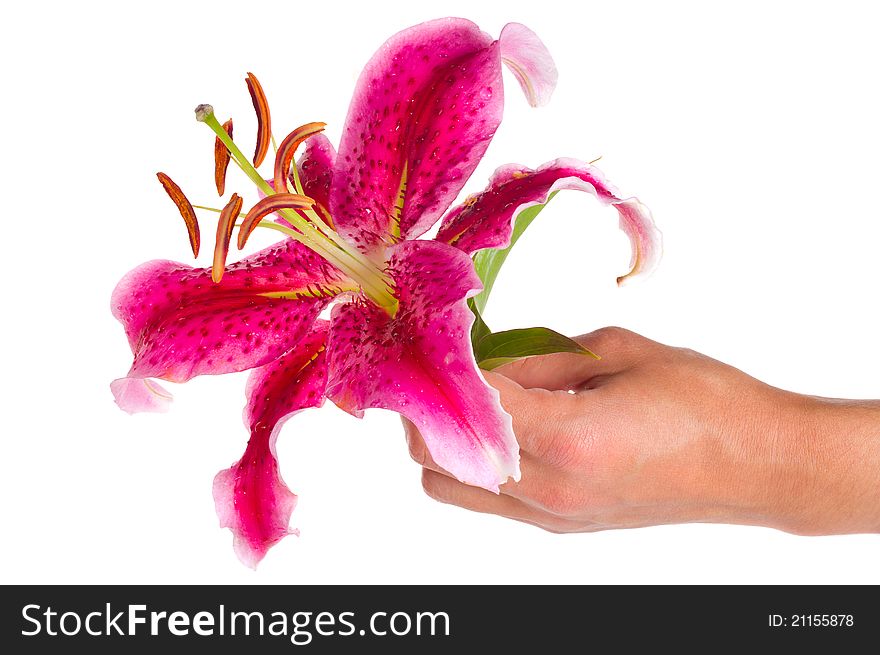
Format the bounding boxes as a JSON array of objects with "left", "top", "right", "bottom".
[
  {"left": 579, "top": 325, "right": 644, "bottom": 355},
  {"left": 587, "top": 325, "right": 629, "bottom": 345},
  {"left": 676, "top": 346, "right": 701, "bottom": 359}
]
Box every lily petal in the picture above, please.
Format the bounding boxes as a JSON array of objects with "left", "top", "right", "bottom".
[
  {"left": 499, "top": 23, "right": 558, "bottom": 107},
  {"left": 213, "top": 321, "right": 329, "bottom": 569},
  {"left": 297, "top": 133, "right": 336, "bottom": 213},
  {"left": 111, "top": 240, "right": 349, "bottom": 394},
  {"left": 436, "top": 158, "right": 662, "bottom": 283},
  {"left": 326, "top": 240, "right": 519, "bottom": 492},
  {"left": 110, "top": 377, "right": 173, "bottom": 414},
  {"left": 330, "top": 18, "right": 504, "bottom": 251}
]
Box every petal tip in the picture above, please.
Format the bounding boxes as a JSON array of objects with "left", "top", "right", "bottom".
[
  {"left": 613, "top": 197, "right": 663, "bottom": 285},
  {"left": 499, "top": 22, "right": 558, "bottom": 107},
  {"left": 111, "top": 378, "right": 173, "bottom": 414},
  {"left": 213, "top": 459, "right": 298, "bottom": 569},
  {"left": 476, "top": 425, "right": 522, "bottom": 493}
]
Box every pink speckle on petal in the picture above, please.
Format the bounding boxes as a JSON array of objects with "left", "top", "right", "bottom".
[
  {"left": 296, "top": 133, "right": 336, "bottom": 211},
  {"left": 330, "top": 18, "right": 505, "bottom": 251},
  {"left": 111, "top": 239, "right": 347, "bottom": 384}
]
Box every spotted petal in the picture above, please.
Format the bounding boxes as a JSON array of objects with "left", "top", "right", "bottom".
[
  {"left": 436, "top": 158, "right": 662, "bottom": 284},
  {"left": 331, "top": 19, "right": 556, "bottom": 252},
  {"left": 111, "top": 240, "right": 351, "bottom": 412},
  {"left": 213, "top": 321, "right": 329, "bottom": 568},
  {"left": 297, "top": 133, "right": 336, "bottom": 212},
  {"left": 326, "top": 240, "right": 519, "bottom": 491}
]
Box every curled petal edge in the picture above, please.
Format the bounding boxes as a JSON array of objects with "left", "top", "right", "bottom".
[
  {"left": 437, "top": 158, "right": 663, "bottom": 285},
  {"left": 499, "top": 22, "right": 558, "bottom": 107},
  {"left": 110, "top": 377, "right": 173, "bottom": 414}
]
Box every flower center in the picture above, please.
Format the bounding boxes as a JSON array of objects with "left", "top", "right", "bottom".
[{"left": 194, "top": 104, "right": 399, "bottom": 315}]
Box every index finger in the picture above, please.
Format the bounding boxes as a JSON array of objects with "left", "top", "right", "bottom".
[{"left": 482, "top": 370, "right": 595, "bottom": 463}]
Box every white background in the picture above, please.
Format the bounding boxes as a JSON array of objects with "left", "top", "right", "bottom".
[{"left": 2, "top": 0, "right": 878, "bottom": 584}]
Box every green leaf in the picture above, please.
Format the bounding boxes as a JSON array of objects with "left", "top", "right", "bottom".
[
  {"left": 475, "top": 326, "right": 600, "bottom": 371},
  {"left": 468, "top": 297, "right": 492, "bottom": 352},
  {"left": 471, "top": 191, "right": 558, "bottom": 314}
]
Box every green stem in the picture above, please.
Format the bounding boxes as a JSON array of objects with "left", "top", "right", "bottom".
[
  {"left": 199, "top": 205, "right": 390, "bottom": 305},
  {"left": 278, "top": 151, "right": 340, "bottom": 245},
  {"left": 199, "top": 110, "right": 326, "bottom": 249},
  {"left": 200, "top": 110, "right": 274, "bottom": 196},
  {"left": 289, "top": 154, "right": 305, "bottom": 195},
  {"left": 471, "top": 193, "right": 557, "bottom": 314}
]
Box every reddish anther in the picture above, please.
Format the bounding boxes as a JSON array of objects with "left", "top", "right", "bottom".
[
  {"left": 156, "top": 172, "right": 200, "bottom": 258},
  {"left": 238, "top": 193, "right": 315, "bottom": 250},
  {"left": 245, "top": 73, "right": 271, "bottom": 168},
  {"left": 214, "top": 119, "right": 234, "bottom": 196},
  {"left": 273, "top": 122, "right": 326, "bottom": 195},
  {"left": 213, "top": 193, "right": 244, "bottom": 283}
]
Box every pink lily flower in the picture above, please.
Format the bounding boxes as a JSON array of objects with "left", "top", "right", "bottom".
[{"left": 111, "top": 18, "right": 660, "bottom": 568}]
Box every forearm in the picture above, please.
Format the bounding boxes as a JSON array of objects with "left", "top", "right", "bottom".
[{"left": 752, "top": 393, "right": 880, "bottom": 535}]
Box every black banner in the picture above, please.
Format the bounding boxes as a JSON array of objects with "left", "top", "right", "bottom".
[{"left": 2, "top": 585, "right": 876, "bottom": 652}]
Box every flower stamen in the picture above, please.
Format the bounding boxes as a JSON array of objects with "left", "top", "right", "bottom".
[
  {"left": 269, "top": 121, "right": 342, "bottom": 238},
  {"left": 245, "top": 73, "right": 271, "bottom": 167},
  {"left": 239, "top": 193, "right": 316, "bottom": 250},
  {"left": 156, "top": 172, "right": 200, "bottom": 258},
  {"left": 197, "top": 105, "right": 274, "bottom": 194},
  {"left": 274, "top": 122, "right": 326, "bottom": 196},
  {"left": 212, "top": 193, "right": 244, "bottom": 283},
  {"left": 312, "top": 204, "right": 336, "bottom": 231},
  {"left": 196, "top": 104, "right": 399, "bottom": 315},
  {"left": 214, "top": 119, "right": 233, "bottom": 196}
]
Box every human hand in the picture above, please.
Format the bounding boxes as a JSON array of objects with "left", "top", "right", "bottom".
[{"left": 404, "top": 327, "right": 880, "bottom": 535}]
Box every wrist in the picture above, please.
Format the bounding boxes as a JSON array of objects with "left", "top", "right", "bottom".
[{"left": 762, "top": 394, "right": 880, "bottom": 535}]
